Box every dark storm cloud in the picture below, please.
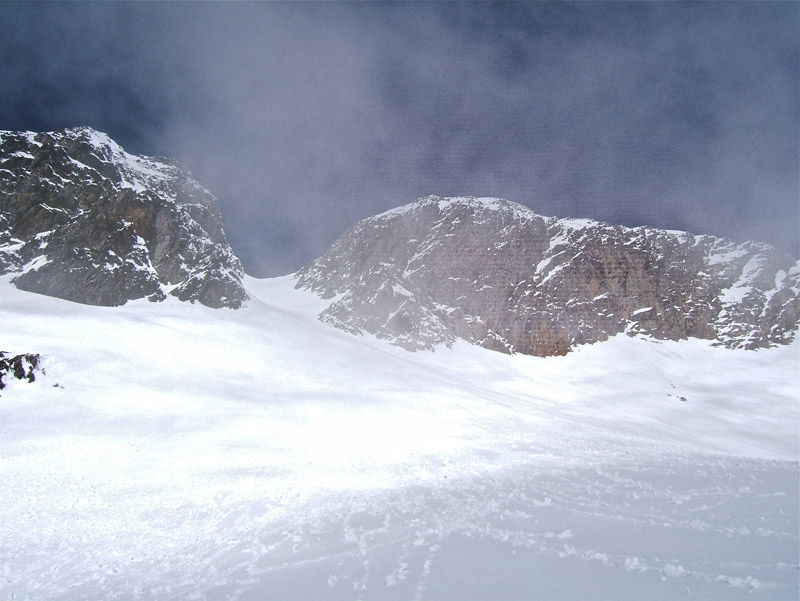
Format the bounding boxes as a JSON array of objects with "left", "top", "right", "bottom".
[
  {"left": 0, "top": 4, "right": 180, "bottom": 150},
  {"left": 366, "top": 2, "right": 799, "bottom": 246},
  {"left": 1, "top": 2, "right": 797, "bottom": 276}
]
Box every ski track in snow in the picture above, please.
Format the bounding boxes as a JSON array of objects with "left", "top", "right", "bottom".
[{"left": 1, "top": 274, "right": 798, "bottom": 600}]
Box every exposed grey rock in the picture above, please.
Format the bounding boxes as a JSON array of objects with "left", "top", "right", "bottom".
[
  {"left": 296, "top": 196, "right": 800, "bottom": 356},
  {"left": 0, "top": 127, "right": 247, "bottom": 308}
]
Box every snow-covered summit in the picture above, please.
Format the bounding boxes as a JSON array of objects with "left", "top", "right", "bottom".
[
  {"left": 0, "top": 127, "right": 246, "bottom": 307},
  {"left": 58, "top": 126, "right": 177, "bottom": 194},
  {"left": 297, "top": 195, "right": 800, "bottom": 355},
  {"left": 375, "top": 195, "right": 542, "bottom": 223}
]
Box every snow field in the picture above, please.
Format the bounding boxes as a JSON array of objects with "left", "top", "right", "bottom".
[{"left": 1, "top": 274, "right": 798, "bottom": 599}]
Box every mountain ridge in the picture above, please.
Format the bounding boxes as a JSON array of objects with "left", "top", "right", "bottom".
[
  {"left": 0, "top": 126, "right": 247, "bottom": 308},
  {"left": 2, "top": 128, "right": 797, "bottom": 357},
  {"left": 296, "top": 195, "right": 800, "bottom": 356}
]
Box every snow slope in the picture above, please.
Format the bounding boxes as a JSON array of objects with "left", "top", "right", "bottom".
[{"left": 1, "top": 275, "right": 798, "bottom": 600}]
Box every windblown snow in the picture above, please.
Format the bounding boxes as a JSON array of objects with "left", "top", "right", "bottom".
[{"left": 1, "top": 275, "right": 797, "bottom": 600}]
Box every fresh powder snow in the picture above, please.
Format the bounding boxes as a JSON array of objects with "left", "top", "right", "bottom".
[{"left": 0, "top": 274, "right": 797, "bottom": 600}]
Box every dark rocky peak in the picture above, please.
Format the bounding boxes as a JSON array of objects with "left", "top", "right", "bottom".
[
  {"left": 0, "top": 127, "right": 247, "bottom": 308},
  {"left": 296, "top": 195, "right": 800, "bottom": 356}
]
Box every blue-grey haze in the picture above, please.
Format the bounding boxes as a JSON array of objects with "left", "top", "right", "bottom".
[{"left": 1, "top": 1, "right": 797, "bottom": 276}]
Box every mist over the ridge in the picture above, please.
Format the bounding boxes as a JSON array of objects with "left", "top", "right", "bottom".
[{"left": 1, "top": 2, "right": 797, "bottom": 276}]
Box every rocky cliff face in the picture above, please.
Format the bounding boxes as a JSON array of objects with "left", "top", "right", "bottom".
[
  {"left": 296, "top": 196, "right": 800, "bottom": 356},
  {"left": 0, "top": 127, "right": 247, "bottom": 308}
]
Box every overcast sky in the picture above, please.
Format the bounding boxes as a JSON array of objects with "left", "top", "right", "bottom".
[{"left": 2, "top": 2, "right": 798, "bottom": 276}]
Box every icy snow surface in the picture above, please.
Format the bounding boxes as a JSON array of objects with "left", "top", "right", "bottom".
[{"left": 1, "top": 274, "right": 798, "bottom": 600}]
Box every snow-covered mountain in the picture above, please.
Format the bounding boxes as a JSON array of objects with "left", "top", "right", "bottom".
[
  {"left": 297, "top": 195, "right": 800, "bottom": 355},
  {"left": 0, "top": 127, "right": 246, "bottom": 308},
  {"left": 0, "top": 138, "right": 797, "bottom": 599},
  {"left": 3, "top": 129, "right": 797, "bottom": 354}
]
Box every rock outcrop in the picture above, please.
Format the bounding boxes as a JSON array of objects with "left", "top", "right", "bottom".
[
  {"left": 296, "top": 196, "right": 800, "bottom": 356},
  {"left": 0, "top": 352, "right": 40, "bottom": 392},
  {"left": 0, "top": 127, "right": 247, "bottom": 308}
]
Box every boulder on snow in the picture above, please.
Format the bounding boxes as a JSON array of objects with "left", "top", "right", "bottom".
[{"left": 0, "top": 351, "right": 41, "bottom": 391}]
